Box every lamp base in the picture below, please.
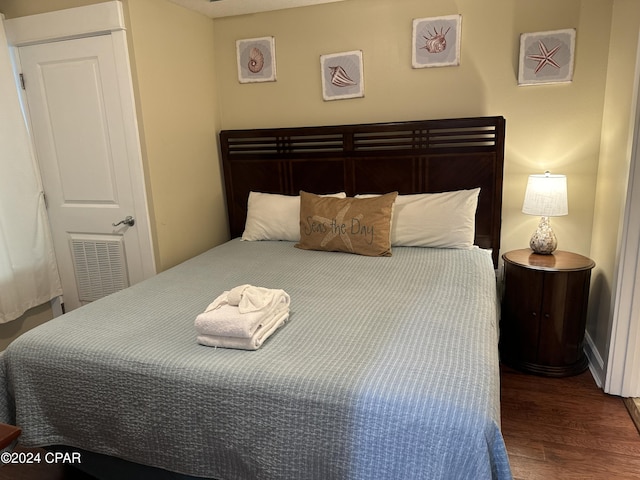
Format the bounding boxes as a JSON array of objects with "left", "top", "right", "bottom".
[{"left": 530, "top": 216, "right": 557, "bottom": 255}]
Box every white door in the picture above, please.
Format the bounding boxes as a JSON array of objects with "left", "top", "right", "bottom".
[{"left": 18, "top": 34, "right": 155, "bottom": 311}]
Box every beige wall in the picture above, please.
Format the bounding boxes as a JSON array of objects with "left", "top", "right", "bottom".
[
  {"left": 0, "top": 303, "right": 53, "bottom": 350},
  {"left": 212, "top": 0, "right": 611, "bottom": 259},
  {"left": 0, "top": 0, "right": 637, "bottom": 377},
  {"left": 588, "top": 0, "right": 640, "bottom": 376},
  {"left": 0, "top": 0, "right": 103, "bottom": 17},
  {"left": 124, "top": 0, "right": 227, "bottom": 271}
]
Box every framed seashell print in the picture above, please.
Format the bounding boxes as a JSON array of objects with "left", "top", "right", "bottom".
[
  {"left": 518, "top": 29, "right": 576, "bottom": 85},
  {"left": 412, "top": 14, "right": 462, "bottom": 68},
  {"left": 320, "top": 50, "right": 364, "bottom": 101},
  {"left": 236, "top": 36, "right": 276, "bottom": 83}
]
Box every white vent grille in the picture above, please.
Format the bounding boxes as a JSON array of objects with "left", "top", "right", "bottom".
[{"left": 70, "top": 235, "right": 129, "bottom": 303}]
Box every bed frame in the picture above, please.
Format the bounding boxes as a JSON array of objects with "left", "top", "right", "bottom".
[{"left": 219, "top": 116, "right": 505, "bottom": 267}]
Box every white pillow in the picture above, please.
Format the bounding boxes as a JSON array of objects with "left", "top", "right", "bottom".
[
  {"left": 242, "top": 191, "right": 346, "bottom": 241},
  {"left": 357, "top": 189, "right": 480, "bottom": 248}
]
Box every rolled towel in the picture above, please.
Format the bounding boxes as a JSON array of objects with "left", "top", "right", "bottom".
[
  {"left": 228, "top": 284, "right": 287, "bottom": 313},
  {"left": 197, "top": 311, "right": 289, "bottom": 350},
  {"left": 227, "top": 284, "right": 249, "bottom": 307}
]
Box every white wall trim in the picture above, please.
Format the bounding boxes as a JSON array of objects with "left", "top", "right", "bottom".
[
  {"left": 50, "top": 297, "right": 63, "bottom": 317},
  {"left": 585, "top": 331, "right": 605, "bottom": 388},
  {"left": 605, "top": 130, "right": 640, "bottom": 396},
  {"left": 110, "top": 29, "right": 157, "bottom": 281},
  {"left": 604, "top": 28, "right": 640, "bottom": 397},
  {"left": 4, "top": 1, "right": 125, "bottom": 46}
]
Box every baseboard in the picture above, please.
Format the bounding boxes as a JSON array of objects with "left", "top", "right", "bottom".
[
  {"left": 584, "top": 331, "right": 605, "bottom": 388},
  {"left": 623, "top": 398, "right": 640, "bottom": 435}
]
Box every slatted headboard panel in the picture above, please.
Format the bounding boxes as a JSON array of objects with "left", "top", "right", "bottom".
[{"left": 219, "top": 116, "right": 505, "bottom": 267}]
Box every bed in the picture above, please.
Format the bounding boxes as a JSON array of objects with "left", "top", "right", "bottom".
[{"left": 0, "top": 116, "right": 511, "bottom": 479}]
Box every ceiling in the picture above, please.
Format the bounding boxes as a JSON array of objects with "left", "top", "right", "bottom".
[{"left": 166, "top": 0, "right": 345, "bottom": 18}]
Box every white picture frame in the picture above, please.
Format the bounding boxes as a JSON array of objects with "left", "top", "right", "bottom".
[
  {"left": 320, "top": 50, "right": 364, "bottom": 101},
  {"left": 412, "top": 14, "right": 462, "bottom": 68},
  {"left": 236, "top": 36, "right": 276, "bottom": 83},
  {"left": 518, "top": 29, "right": 576, "bottom": 86}
]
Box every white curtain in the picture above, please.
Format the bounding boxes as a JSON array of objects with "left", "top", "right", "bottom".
[{"left": 0, "top": 18, "right": 62, "bottom": 323}]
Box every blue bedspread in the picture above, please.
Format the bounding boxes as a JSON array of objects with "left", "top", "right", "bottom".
[{"left": 0, "top": 240, "right": 512, "bottom": 479}]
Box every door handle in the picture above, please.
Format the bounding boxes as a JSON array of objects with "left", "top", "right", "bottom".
[{"left": 112, "top": 216, "right": 135, "bottom": 227}]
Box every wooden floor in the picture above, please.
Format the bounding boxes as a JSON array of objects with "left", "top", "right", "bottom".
[
  {"left": 0, "top": 450, "right": 90, "bottom": 480},
  {"left": 1, "top": 366, "right": 639, "bottom": 479},
  {"left": 501, "top": 364, "right": 640, "bottom": 480}
]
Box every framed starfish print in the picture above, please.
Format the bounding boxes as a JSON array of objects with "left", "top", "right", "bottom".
[{"left": 518, "top": 29, "right": 576, "bottom": 85}]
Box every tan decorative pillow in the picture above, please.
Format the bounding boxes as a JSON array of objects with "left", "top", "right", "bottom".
[{"left": 296, "top": 191, "right": 398, "bottom": 256}]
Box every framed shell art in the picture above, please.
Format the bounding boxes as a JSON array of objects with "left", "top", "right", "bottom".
[
  {"left": 412, "top": 14, "right": 462, "bottom": 68},
  {"left": 518, "top": 29, "right": 576, "bottom": 85},
  {"left": 236, "top": 36, "right": 276, "bottom": 83},
  {"left": 320, "top": 50, "right": 364, "bottom": 101}
]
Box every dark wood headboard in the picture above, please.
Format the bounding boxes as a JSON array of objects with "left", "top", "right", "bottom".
[{"left": 219, "top": 116, "right": 505, "bottom": 267}]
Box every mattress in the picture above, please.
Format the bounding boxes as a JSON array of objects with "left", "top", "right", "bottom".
[{"left": 0, "top": 239, "right": 512, "bottom": 479}]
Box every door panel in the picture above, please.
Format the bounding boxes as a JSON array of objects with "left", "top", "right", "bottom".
[
  {"left": 501, "top": 262, "right": 544, "bottom": 364},
  {"left": 38, "top": 53, "right": 119, "bottom": 204},
  {"left": 19, "top": 34, "right": 153, "bottom": 311},
  {"left": 540, "top": 270, "right": 591, "bottom": 366}
]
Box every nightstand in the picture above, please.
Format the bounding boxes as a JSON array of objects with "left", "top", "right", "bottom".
[{"left": 499, "top": 249, "right": 595, "bottom": 377}]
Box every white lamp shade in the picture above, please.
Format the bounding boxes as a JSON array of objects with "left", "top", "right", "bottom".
[{"left": 522, "top": 173, "right": 568, "bottom": 217}]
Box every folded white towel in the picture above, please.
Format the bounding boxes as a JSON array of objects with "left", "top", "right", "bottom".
[
  {"left": 195, "top": 303, "right": 288, "bottom": 338},
  {"left": 195, "top": 285, "right": 290, "bottom": 338},
  {"left": 197, "top": 310, "right": 289, "bottom": 351}
]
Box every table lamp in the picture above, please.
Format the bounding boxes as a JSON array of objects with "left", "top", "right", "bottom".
[{"left": 522, "top": 171, "right": 568, "bottom": 254}]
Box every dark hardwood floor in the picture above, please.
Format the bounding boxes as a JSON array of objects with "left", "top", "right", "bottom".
[
  {"left": 0, "top": 448, "right": 84, "bottom": 480},
  {"left": 1, "top": 366, "right": 638, "bottom": 479},
  {"left": 501, "top": 364, "right": 640, "bottom": 480}
]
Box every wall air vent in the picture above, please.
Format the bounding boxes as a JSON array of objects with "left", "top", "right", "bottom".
[{"left": 70, "top": 234, "right": 129, "bottom": 303}]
